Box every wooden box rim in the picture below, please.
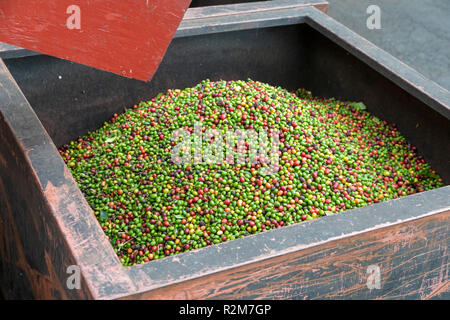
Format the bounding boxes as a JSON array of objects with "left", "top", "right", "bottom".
[{"left": 0, "top": 1, "right": 449, "bottom": 299}]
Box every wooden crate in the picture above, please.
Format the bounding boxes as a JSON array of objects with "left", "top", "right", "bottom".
[{"left": 0, "top": 1, "right": 448, "bottom": 299}]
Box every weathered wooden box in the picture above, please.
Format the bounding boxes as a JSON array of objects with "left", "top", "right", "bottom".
[{"left": 0, "top": 1, "right": 448, "bottom": 299}]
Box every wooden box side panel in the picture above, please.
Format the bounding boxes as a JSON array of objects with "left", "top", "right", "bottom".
[
  {"left": 0, "top": 59, "right": 94, "bottom": 299},
  {"left": 0, "top": 116, "right": 92, "bottom": 299},
  {"left": 123, "top": 211, "right": 449, "bottom": 300}
]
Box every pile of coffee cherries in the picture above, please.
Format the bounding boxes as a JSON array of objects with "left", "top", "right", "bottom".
[{"left": 60, "top": 79, "right": 443, "bottom": 266}]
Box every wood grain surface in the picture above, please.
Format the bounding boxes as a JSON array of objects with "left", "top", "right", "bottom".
[
  {"left": 0, "top": 3, "right": 449, "bottom": 300},
  {"left": 0, "top": 61, "right": 92, "bottom": 299},
  {"left": 122, "top": 211, "right": 449, "bottom": 300},
  {"left": 0, "top": 0, "right": 191, "bottom": 81}
]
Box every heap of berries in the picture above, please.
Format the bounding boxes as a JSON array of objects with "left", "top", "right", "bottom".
[{"left": 59, "top": 79, "right": 444, "bottom": 266}]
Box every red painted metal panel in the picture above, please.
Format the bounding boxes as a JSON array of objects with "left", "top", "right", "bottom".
[{"left": 0, "top": 0, "right": 192, "bottom": 81}]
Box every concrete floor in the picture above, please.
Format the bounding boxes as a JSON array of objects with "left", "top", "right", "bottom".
[{"left": 325, "top": 0, "right": 450, "bottom": 91}]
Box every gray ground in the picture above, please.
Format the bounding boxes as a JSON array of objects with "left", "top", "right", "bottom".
[{"left": 325, "top": 0, "right": 450, "bottom": 91}]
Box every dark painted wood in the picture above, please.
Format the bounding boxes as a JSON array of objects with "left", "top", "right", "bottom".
[
  {"left": 300, "top": 9, "right": 450, "bottom": 183},
  {"left": 122, "top": 211, "right": 450, "bottom": 300},
  {"left": 302, "top": 8, "right": 450, "bottom": 120},
  {"left": 0, "top": 2, "right": 449, "bottom": 299},
  {"left": 0, "top": 60, "right": 92, "bottom": 299},
  {"left": 185, "top": 0, "right": 328, "bottom": 19},
  {"left": 0, "top": 42, "right": 39, "bottom": 59}
]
